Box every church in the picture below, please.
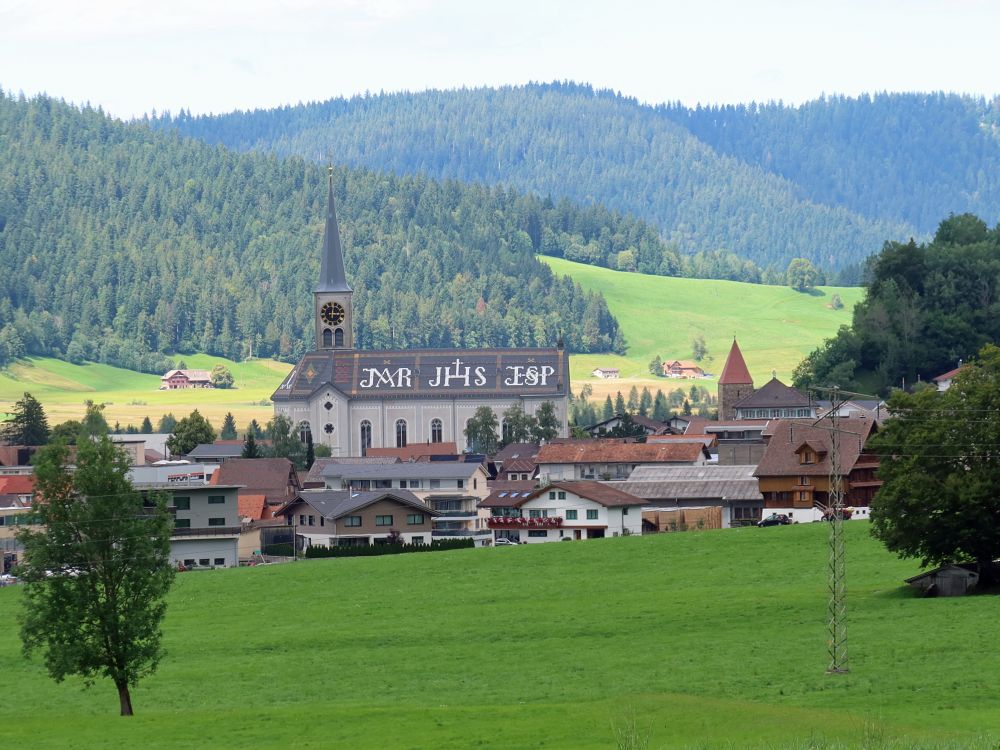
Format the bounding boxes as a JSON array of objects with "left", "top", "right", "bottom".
[{"left": 272, "top": 170, "right": 570, "bottom": 457}]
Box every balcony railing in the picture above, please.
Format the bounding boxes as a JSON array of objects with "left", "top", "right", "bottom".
[
  {"left": 487, "top": 516, "right": 563, "bottom": 529},
  {"left": 171, "top": 526, "right": 241, "bottom": 538},
  {"left": 431, "top": 529, "right": 493, "bottom": 538},
  {"left": 429, "top": 510, "right": 478, "bottom": 517}
]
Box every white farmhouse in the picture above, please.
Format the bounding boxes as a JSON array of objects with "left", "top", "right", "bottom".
[{"left": 484, "top": 480, "right": 644, "bottom": 543}]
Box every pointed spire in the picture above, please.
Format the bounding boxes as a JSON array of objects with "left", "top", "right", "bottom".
[
  {"left": 719, "top": 338, "right": 753, "bottom": 385},
  {"left": 316, "top": 166, "right": 352, "bottom": 293}
]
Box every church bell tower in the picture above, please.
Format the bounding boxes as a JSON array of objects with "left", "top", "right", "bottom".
[{"left": 314, "top": 167, "right": 353, "bottom": 350}]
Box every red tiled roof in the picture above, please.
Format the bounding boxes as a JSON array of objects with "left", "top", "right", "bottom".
[
  {"left": 0, "top": 476, "right": 35, "bottom": 495},
  {"left": 933, "top": 366, "right": 966, "bottom": 382},
  {"left": 520, "top": 481, "right": 644, "bottom": 508},
  {"left": 537, "top": 441, "right": 705, "bottom": 464},
  {"left": 366, "top": 443, "right": 459, "bottom": 460},
  {"left": 719, "top": 339, "right": 753, "bottom": 385},
  {"left": 238, "top": 494, "right": 268, "bottom": 521}
]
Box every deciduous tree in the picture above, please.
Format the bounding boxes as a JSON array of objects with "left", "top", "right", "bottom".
[
  {"left": 465, "top": 406, "right": 499, "bottom": 455},
  {"left": 531, "top": 401, "right": 560, "bottom": 443},
  {"left": 17, "top": 437, "right": 175, "bottom": 716},
  {"left": 869, "top": 344, "right": 1000, "bottom": 581},
  {"left": 165, "top": 410, "right": 216, "bottom": 457}
]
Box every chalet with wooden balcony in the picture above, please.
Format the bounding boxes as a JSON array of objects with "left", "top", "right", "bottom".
[{"left": 754, "top": 418, "right": 881, "bottom": 522}]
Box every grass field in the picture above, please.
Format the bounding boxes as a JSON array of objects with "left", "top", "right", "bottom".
[
  {"left": 0, "top": 355, "right": 291, "bottom": 430},
  {"left": 0, "top": 522, "right": 996, "bottom": 749},
  {"left": 541, "top": 258, "right": 865, "bottom": 401}
]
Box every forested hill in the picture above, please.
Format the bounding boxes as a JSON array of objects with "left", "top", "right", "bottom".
[
  {"left": 152, "top": 83, "right": 915, "bottom": 272},
  {"left": 0, "top": 92, "right": 640, "bottom": 372},
  {"left": 659, "top": 93, "right": 1000, "bottom": 234}
]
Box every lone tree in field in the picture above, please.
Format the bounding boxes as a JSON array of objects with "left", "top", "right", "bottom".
[
  {"left": 17, "top": 436, "right": 175, "bottom": 716},
  {"left": 786, "top": 257, "right": 820, "bottom": 291},
  {"left": 210, "top": 364, "right": 234, "bottom": 389},
  {"left": 869, "top": 344, "right": 1000, "bottom": 581},
  {"left": 0, "top": 392, "right": 49, "bottom": 445}
]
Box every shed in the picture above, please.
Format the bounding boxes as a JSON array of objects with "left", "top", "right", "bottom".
[{"left": 905, "top": 564, "right": 979, "bottom": 597}]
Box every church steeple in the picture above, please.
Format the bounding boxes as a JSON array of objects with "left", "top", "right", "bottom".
[
  {"left": 314, "top": 167, "right": 354, "bottom": 350},
  {"left": 316, "top": 166, "right": 352, "bottom": 293}
]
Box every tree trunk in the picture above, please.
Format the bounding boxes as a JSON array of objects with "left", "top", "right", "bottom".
[{"left": 117, "top": 681, "right": 134, "bottom": 716}]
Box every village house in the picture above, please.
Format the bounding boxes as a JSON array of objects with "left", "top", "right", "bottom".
[
  {"left": 275, "top": 489, "right": 438, "bottom": 549},
  {"left": 320, "top": 460, "right": 492, "bottom": 545},
  {"left": 933, "top": 364, "right": 966, "bottom": 392},
  {"left": 484, "top": 480, "right": 644, "bottom": 543},
  {"left": 536, "top": 440, "right": 709, "bottom": 482},
  {"left": 676, "top": 417, "right": 770, "bottom": 465},
  {"left": 159, "top": 369, "right": 213, "bottom": 390},
  {"left": 130, "top": 472, "right": 241, "bottom": 569},
  {"left": 0, "top": 475, "right": 36, "bottom": 573},
  {"left": 591, "top": 367, "right": 620, "bottom": 379},
  {"left": 754, "top": 417, "right": 881, "bottom": 522},
  {"left": 662, "top": 360, "right": 706, "bottom": 378},
  {"left": 492, "top": 442, "right": 540, "bottom": 482},
  {"left": 614, "top": 464, "right": 764, "bottom": 529},
  {"left": 211, "top": 457, "right": 301, "bottom": 520}
]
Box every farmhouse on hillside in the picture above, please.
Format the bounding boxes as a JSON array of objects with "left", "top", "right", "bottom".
[
  {"left": 662, "top": 360, "right": 706, "bottom": 378},
  {"left": 160, "top": 369, "right": 213, "bottom": 389},
  {"left": 591, "top": 367, "right": 620, "bottom": 379}
]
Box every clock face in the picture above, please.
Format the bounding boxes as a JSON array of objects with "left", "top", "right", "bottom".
[{"left": 320, "top": 302, "right": 345, "bottom": 326}]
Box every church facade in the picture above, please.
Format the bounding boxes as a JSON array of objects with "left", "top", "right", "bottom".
[{"left": 272, "top": 171, "right": 570, "bottom": 457}]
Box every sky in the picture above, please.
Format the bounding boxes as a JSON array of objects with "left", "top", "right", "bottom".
[{"left": 1, "top": 0, "right": 998, "bottom": 119}]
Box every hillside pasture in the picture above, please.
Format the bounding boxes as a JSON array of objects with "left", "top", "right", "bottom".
[
  {"left": 0, "top": 523, "right": 996, "bottom": 749},
  {"left": 0, "top": 355, "right": 291, "bottom": 430},
  {"left": 542, "top": 257, "right": 864, "bottom": 402}
]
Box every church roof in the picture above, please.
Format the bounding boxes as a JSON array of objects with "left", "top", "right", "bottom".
[
  {"left": 719, "top": 339, "right": 753, "bottom": 385},
  {"left": 316, "top": 167, "right": 352, "bottom": 293},
  {"left": 733, "top": 378, "right": 812, "bottom": 409},
  {"left": 272, "top": 347, "right": 569, "bottom": 402}
]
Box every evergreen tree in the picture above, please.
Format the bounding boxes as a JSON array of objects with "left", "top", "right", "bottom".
[
  {"left": 614, "top": 391, "right": 626, "bottom": 416},
  {"left": 305, "top": 431, "right": 315, "bottom": 470},
  {"left": 140, "top": 417, "right": 153, "bottom": 434},
  {"left": 464, "top": 406, "right": 500, "bottom": 455},
  {"left": 0, "top": 392, "right": 49, "bottom": 445},
  {"left": 608, "top": 413, "right": 647, "bottom": 439},
  {"left": 531, "top": 401, "right": 560, "bottom": 443},
  {"left": 627, "top": 385, "right": 640, "bottom": 414},
  {"left": 156, "top": 413, "right": 177, "bottom": 434},
  {"left": 165, "top": 410, "right": 216, "bottom": 457},
  {"left": 682, "top": 399, "right": 692, "bottom": 416},
  {"left": 242, "top": 430, "right": 260, "bottom": 459},
  {"left": 247, "top": 419, "right": 265, "bottom": 439},
  {"left": 17, "top": 436, "right": 175, "bottom": 716},
  {"left": 639, "top": 387, "right": 652, "bottom": 416},
  {"left": 602, "top": 395, "right": 614, "bottom": 421},
  {"left": 219, "top": 412, "right": 238, "bottom": 440},
  {"left": 652, "top": 389, "right": 669, "bottom": 421},
  {"left": 648, "top": 355, "right": 663, "bottom": 376}
]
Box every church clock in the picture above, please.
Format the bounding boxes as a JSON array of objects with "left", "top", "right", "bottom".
[{"left": 321, "top": 302, "right": 345, "bottom": 326}]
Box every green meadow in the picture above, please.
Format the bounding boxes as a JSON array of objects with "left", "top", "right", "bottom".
[
  {"left": 0, "top": 355, "right": 291, "bottom": 429},
  {"left": 541, "top": 258, "right": 864, "bottom": 400},
  {"left": 0, "top": 522, "right": 996, "bottom": 749}
]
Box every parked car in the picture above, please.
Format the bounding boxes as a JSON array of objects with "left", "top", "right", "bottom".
[
  {"left": 494, "top": 538, "right": 519, "bottom": 546},
  {"left": 757, "top": 513, "right": 791, "bottom": 527}
]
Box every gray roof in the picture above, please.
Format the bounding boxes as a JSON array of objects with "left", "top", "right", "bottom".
[
  {"left": 322, "top": 462, "right": 486, "bottom": 481},
  {"left": 733, "top": 378, "right": 812, "bottom": 409},
  {"left": 304, "top": 456, "right": 399, "bottom": 484},
  {"left": 316, "top": 169, "right": 352, "bottom": 293},
  {"left": 281, "top": 489, "right": 434, "bottom": 519},
  {"left": 188, "top": 444, "right": 244, "bottom": 459},
  {"left": 614, "top": 464, "right": 762, "bottom": 502}
]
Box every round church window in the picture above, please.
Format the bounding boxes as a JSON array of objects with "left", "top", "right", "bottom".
[{"left": 324, "top": 423, "right": 334, "bottom": 434}]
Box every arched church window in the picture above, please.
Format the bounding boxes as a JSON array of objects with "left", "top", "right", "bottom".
[
  {"left": 395, "top": 419, "right": 407, "bottom": 448},
  {"left": 335, "top": 328, "right": 344, "bottom": 347},
  {"left": 430, "top": 418, "right": 443, "bottom": 444},
  {"left": 298, "top": 421, "right": 312, "bottom": 444},
  {"left": 360, "top": 420, "right": 372, "bottom": 456},
  {"left": 322, "top": 328, "right": 333, "bottom": 348}
]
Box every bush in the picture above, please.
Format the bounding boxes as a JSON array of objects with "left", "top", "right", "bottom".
[{"left": 304, "top": 538, "right": 474, "bottom": 558}]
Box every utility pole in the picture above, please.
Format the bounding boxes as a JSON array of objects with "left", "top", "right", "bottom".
[{"left": 807, "top": 385, "right": 878, "bottom": 675}]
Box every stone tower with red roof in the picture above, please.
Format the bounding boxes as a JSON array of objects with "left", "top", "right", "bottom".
[{"left": 718, "top": 339, "right": 754, "bottom": 420}]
